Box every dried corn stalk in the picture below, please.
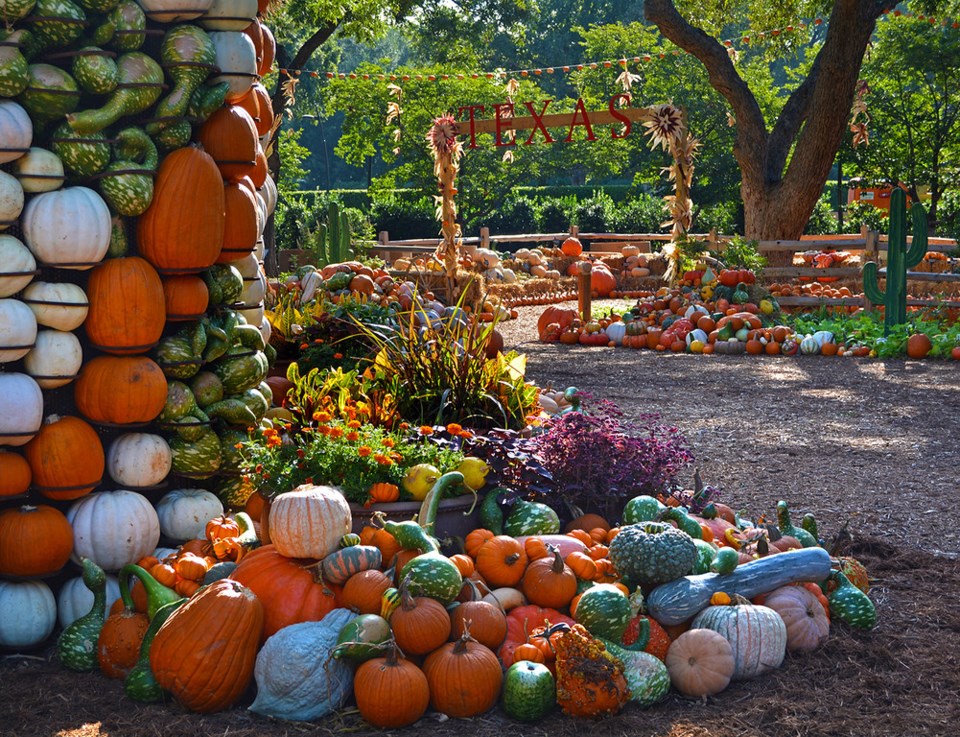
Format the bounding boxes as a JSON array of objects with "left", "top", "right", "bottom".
[{"left": 426, "top": 113, "right": 464, "bottom": 282}]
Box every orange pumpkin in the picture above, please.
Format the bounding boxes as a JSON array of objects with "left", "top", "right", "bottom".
[
  {"left": 564, "top": 513, "right": 610, "bottom": 533},
  {"left": 389, "top": 587, "right": 451, "bottom": 655},
  {"left": 84, "top": 257, "right": 165, "bottom": 354},
  {"left": 198, "top": 105, "right": 259, "bottom": 183},
  {"left": 74, "top": 356, "right": 168, "bottom": 425},
  {"left": 522, "top": 547, "right": 577, "bottom": 609},
  {"left": 24, "top": 414, "right": 104, "bottom": 500},
  {"left": 450, "top": 600, "right": 507, "bottom": 650},
  {"left": 561, "top": 237, "right": 583, "bottom": 257},
  {"left": 258, "top": 23, "right": 276, "bottom": 77},
  {"left": 249, "top": 84, "right": 274, "bottom": 136},
  {"left": 150, "top": 579, "right": 264, "bottom": 713},
  {"left": 137, "top": 146, "right": 225, "bottom": 274},
  {"left": 475, "top": 535, "right": 528, "bottom": 587},
  {"left": 465, "top": 528, "right": 495, "bottom": 558},
  {"left": 422, "top": 633, "right": 503, "bottom": 718},
  {"left": 216, "top": 181, "right": 259, "bottom": 263},
  {"left": 0, "top": 451, "right": 31, "bottom": 497},
  {"left": 536, "top": 306, "right": 578, "bottom": 337},
  {"left": 591, "top": 267, "right": 617, "bottom": 298},
  {"left": 161, "top": 275, "right": 209, "bottom": 321},
  {"left": 340, "top": 568, "right": 392, "bottom": 615},
  {"left": 230, "top": 544, "right": 338, "bottom": 639},
  {"left": 0, "top": 504, "right": 74, "bottom": 577}
]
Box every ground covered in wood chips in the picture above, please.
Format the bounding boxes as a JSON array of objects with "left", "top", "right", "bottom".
[{"left": 3, "top": 300, "right": 959, "bottom": 737}]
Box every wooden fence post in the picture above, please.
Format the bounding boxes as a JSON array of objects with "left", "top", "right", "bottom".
[
  {"left": 480, "top": 227, "right": 490, "bottom": 249},
  {"left": 577, "top": 261, "right": 592, "bottom": 322}
]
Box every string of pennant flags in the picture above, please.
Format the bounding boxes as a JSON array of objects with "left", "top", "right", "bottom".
[{"left": 277, "top": 8, "right": 960, "bottom": 82}]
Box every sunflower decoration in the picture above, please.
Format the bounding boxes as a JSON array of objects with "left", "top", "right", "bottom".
[{"left": 426, "top": 113, "right": 464, "bottom": 281}]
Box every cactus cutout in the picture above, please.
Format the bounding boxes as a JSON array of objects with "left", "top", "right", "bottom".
[
  {"left": 312, "top": 201, "right": 353, "bottom": 266},
  {"left": 862, "top": 188, "right": 927, "bottom": 333}
]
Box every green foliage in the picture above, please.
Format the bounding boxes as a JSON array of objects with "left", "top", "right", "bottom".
[
  {"left": 309, "top": 201, "right": 354, "bottom": 266},
  {"left": 695, "top": 201, "right": 738, "bottom": 235},
  {"left": 574, "top": 191, "right": 617, "bottom": 232},
  {"left": 480, "top": 197, "right": 539, "bottom": 235},
  {"left": 787, "top": 310, "right": 960, "bottom": 359},
  {"left": 844, "top": 201, "right": 889, "bottom": 234},
  {"left": 609, "top": 194, "right": 669, "bottom": 233},
  {"left": 538, "top": 196, "right": 578, "bottom": 232},
  {"left": 369, "top": 194, "right": 438, "bottom": 240},
  {"left": 937, "top": 188, "right": 960, "bottom": 241},
  {"left": 277, "top": 128, "right": 311, "bottom": 197},
  {"left": 804, "top": 193, "right": 838, "bottom": 235},
  {"left": 713, "top": 235, "right": 766, "bottom": 271}
]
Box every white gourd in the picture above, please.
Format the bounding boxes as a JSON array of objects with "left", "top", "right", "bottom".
[
  {"left": 155, "top": 488, "right": 223, "bottom": 541},
  {"left": 0, "top": 170, "right": 25, "bottom": 231},
  {"left": 0, "top": 100, "right": 32, "bottom": 165},
  {"left": 0, "top": 235, "right": 36, "bottom": 297},
  {"left": 24, "top": 329, "right": 83, "bottom": 388},
  {"left": 13, "top": 147, "right": 64, "bottom": 193},
  {"left": 0, "top": 298, "right": 37, "bottom": 362},
  {"left": 0, "top": 580, "right": 56, "bottom": 648},
  {"left": 20, "top": 282, "right": 88, "bottom": 331},
  {"left": 66, "top": 490, "right": 161, "bottom": 571},
  {"left": 107, "top": 433, "right": 172, "bottom": 488},
  {"left": 57, "top": 574, "right": 122, "bottom": 627},
  {"left": 200, "top": 0, "right": 257, "bottom": 31},
  {"left": 0, "top": 373, "right": 43, "bottom": 446},
  {"left": 135, "top": 0, "right": 215, "bottom": 22},
  {"left": 209, "top": 32, "right": 257, "bottom": 103},
  {"left": 21, "top": 187, "right": 111, "bottom": 270}
]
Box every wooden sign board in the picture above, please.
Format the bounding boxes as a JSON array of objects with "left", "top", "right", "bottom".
[{"left": 457, "top": 95, "right": 653, "bottom": 148}]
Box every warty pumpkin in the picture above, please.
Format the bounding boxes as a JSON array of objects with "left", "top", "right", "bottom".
[
  {"left": 24, "top": 414, "right": 104, "bottom": 500},
  {"left": 137, "top": 146, "right": 225, "bottom": 274},
  {"left": 150, "top": 579, "right": 264, "bottom": 713},
  {"left": 74, "top": 356, "right": 167, "bottom": 425},
  {"left": 84, "top": 257, "right": 165, "bottom": 354},
  {"left": 0, "top": 504, "right": 74, "bottom": 577}
]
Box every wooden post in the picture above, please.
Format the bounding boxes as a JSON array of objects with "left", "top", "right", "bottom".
[
  {"left": 863, "top": 227, "right": 879, "bottom": 313},
  {"left": 577, "top": 261, "right": 592, "bottom": 322},
  {"left": 570, "top": 225, "right": 579, "bottom": 238},
  {"left": 480, "top": 227, "right": 490, "bottom": 249}
]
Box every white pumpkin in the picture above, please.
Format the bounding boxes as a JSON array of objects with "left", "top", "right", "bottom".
[
  {"left": 529, "top": 264, "right": 548, "bottom": 278},
  {"left": 0, "top": 100, "right": 32, "bottom": 165},
  {"left": 66, "top": 490, "right": 161, "bottom": 571},
  {"left": 258, "top": 175, "right": 277, "bottom": 215},
  {"left": 269, "top": 484, "right": 352, "bottom": 559},
  {"left": 209, "top": 31, "right": 257, "bottom": 103},
  {"left": 240, "top": 272, "right": 266, "bottom": 306},
  {"left": 239, "top": 303, "right": 264, "bottom": 326},
  {"left": 812, "top": 330, "right": 835, "bottom": 348},
  {"left": 155, "top": 488, "right": 223, "bottom": 541},
  {"left": 13, "top": 147, "right": 64, "bottom": 193},
  {"left": 200, "top": 0, "right": 257, "bottom": 31},
  {"left": 0, "top": 169, "right": 25, "bottom": 231},
  {"left": 258, "top": 315, "right": 272, "bottom": 344},
  {"left": 0, "top": 580, "right": 56, "bottom": 648},
  {"left": 152, "top": 546, "right": 178, "bottom": 561},
  {"left": 23, "top": 329, "right": 83, "bottom": 389},
  {"left": 604, "top": 321, "right": 627, "bottom": 345},
  {"left": 21, "top": 186, "right": 111, "bottom": 270},
  {"left": 691, "top": 603, "right": 788, "bottom": 681},
  {"left": 0, "top": 373, "right": 43, "bottom": 446},
  {"left": 799, "top": 335, "right": 821, "bottom": 355},
  {"left": 544, "top": 269, "right": 561, "bottom": 280},
  {"left": 501, "top": 267, "right": 517, "bottom": 283},
  {"left": 229, "top": 252, "right": 260, "bottom": 279},
  {"left": 21, "top": 281, "right": 89, "bottom": 331},
  {"left": 0, "top": 234, "right": 37, "bottom": 297},
  {"left": 0, "top": 297, "right": 37, "bottom": 363},
  {"left": 106, "top": 433, "right": 172, "bottom": 488},
  {"left": 56, "top": 573, "right": 122, "bottom": 627},
  {"left": 135, "top": 0, "right": 215, "bottom": 22}
]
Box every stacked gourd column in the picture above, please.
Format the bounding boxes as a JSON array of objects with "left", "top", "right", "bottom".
[{"left": 0, "top": 0, "right": 276, "bottom": 650}]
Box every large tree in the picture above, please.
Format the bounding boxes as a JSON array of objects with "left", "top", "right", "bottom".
[{"left": 644, "top": 0, "right": 908, "bottom": 245}]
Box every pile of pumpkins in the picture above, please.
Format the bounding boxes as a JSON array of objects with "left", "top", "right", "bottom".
[
  {"left": 535, "top": 290, "right": 857, "bottom": 356},
  {"left": 0, "top": 0, "right": 280, "bottom": 651},
  {"left": 8, "top": 471, "right": 876, "bottom": 727}
]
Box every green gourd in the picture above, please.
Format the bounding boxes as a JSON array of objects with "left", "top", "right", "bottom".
[
  {"left": 57, "top": 558, "right": 107, "bottom": 671},
  {"left": 621, "top": 494, "right": 666, "bottom": 525},
  {"left": 148, "top": 24, "right": 215, "bottom": 135},
  {"left": 118, "top": 564, "right": 183, "bottom": 620},
  {"left": 478, "top": 487, "right": 506, "bottom": 534},
  {"left": 691, "top": 538, "right": 715, "bottom": 574},
  {"left": 71, "top": 47, "right": 118, "bottom": 95},
  {"left": 659, "top": 506, "right": 703, "bottom": 539},
  {"left": 2, "top": 0, "right": 37, "bottom": 24},
  {"left": 122, "top": 598, "right": 184, "bottom": 702},
  {"left": 0, "top": 30, "right": 30, "bottom": 97},
  {"left": 18, "top": 64, "right": 80, "bottom": 124},
  {"left": 827, "top": 570, "right": 876, "bottom": 630},
  {"left": 501, "top": 661, "right": 555, "bottom": 721},
  {"left": 77, "top": 0, "right": 119, "bottom": 12},
  {"left": 710, "top": 546, "right": 739, "bottom": 575},
  {"left": 186, "top": 80, "right": 229, "bottom": 124},
  {"left": 776, "top": 501, "right": 818, "bottom": 548},
  {"left": 801, "top": 513, "right": 824, "bottom": 546},
  {"left": 67, "top": 52, "right": 163, "bottom": 135},
  {"left": 106, "top": 1, "right": 146, "bottom": 51},
  {"left": 601, "top": 638, "right": 671, "bottom": 707},
  {"left": 51, "top": 122, "right": 111, "bottom": 176},
  {"left": 503, "top": 498, "right": 560, "bottom": 536},
  {"left": 98, "top": 126, "right": 157, "bottom": 215},
  {"left": 153, "top": 119, "right": 191, "bottom": 152},
  {"left": 27, "top": 0, "right": 86, "bottom": 54},
  {"left": 108, "top": 215, "right": 128, "bottom": 257}
]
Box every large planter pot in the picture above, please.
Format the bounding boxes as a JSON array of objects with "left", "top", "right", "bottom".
[{"left": 349, "top": 496, "right": 479, "bottom": 541}]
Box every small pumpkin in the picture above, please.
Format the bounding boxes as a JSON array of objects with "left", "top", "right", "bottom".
[
  {"left": 664, "top": 628, "right": 736, "bottom": 697},
  {"left": 354, "top": 644, "right": 430, "bottom": 728},
  {"left": 450, "top": 600, "right": 507, "bottom": 650},
  {"left": 762, "top": 584, "right": 829, "bottom": 652},
  {"left": 340, "top": 569, "right": 392, "bottom": 615},
  {"left": 522, "top": 546, "right": 577, "bottom": 610},
  {"left": 423, "top": 630, "right": 503, "bottom": 718},
  {"left": 475, "top": 535, "right": 528, "bottom": 587},
  {"left": 389, "top": 583, "right": 451, "bottom": 656}
]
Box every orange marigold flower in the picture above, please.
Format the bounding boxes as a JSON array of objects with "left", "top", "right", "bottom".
[
  {"left": 299, "top": 343, "right": 309, "bottom": 350},
  {"left": 329, "top": 427, "right": 344, "bottom": 439},
  {"left": 345, "top": 431, "right": 360, "bottom": 442},
  {"left": 419, "top": 425, "right": 434, "bottom": 436},
  {"left": 334, "top": 352, "right": 344, "bottom": 360},
  {"left": 374, "top": 454, "right": 394, "bottom": 466},
  {"left": 266, "top": 436, "right": 281, "bottom": 448},
  {"left": 459, "top": 430, "right": 474, "bottom": 439},
  {"left": 446, "top": 423, "right": 463, "bottom": 435},
  {"left": 382, "top": 438, "right": 396, "bottom": 448},
  {"left": 316, "top": 425, "right": 331, "bottom": 436},
  {"left": 313, "top": 411, "right": 333, "bottom": 423},
  {"left": 347, "top": 420, "right": 361, "bottom": 429},
  {"left": 314, "top": 338, "right": 323, "bottom": 344},
  {"left": 399, "top": 422, "right": 410, "bottom": 430},
  {"left": 358, "top": 445, "right": 373, "bottom": 457}
]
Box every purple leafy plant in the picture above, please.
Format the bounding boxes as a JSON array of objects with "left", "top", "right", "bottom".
[{"left": 530, "top": 395, "right": 693, "bottom": 522}]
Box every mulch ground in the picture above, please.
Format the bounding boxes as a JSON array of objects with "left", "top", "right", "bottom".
[{"left": 3, "top": 300, "right": 958, "bottom": 737}]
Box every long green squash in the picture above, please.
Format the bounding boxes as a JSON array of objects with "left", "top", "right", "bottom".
[
  {"left": 66, "top": 52, "right": 162, "bottom": 134},
  {"left": 646, "top": 547, "right": 832, "bottom": 625}
]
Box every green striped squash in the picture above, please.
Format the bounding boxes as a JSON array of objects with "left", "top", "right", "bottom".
[
  {"left": 573, "top": 583, "right": 631, "bottom": 641},
  {"left": 321, "top": 545, "right": 382, "bottom": 586},
  {"left": 399, "top": 553, "right": 462, "bottom": 604},
  {"left": 503, "top": 498, "right": 560, "bottom": 536}
]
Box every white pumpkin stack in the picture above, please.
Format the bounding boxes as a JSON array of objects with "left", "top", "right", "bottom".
[{"left": 0, "top": 0, "right": 283, "bottom": 653}]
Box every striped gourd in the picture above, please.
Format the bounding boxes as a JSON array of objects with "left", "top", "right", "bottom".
[
  {"left": 691, "top": 599, "right": 787, "bottom": 680},
  {"left": 321, "top": 545, "right": 382, "bottom": 586}
]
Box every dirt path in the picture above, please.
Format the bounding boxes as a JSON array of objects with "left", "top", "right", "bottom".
[{"left": 3, "top": 301, "right": 959, "bottom": 737}]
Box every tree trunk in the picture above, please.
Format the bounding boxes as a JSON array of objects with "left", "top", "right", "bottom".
[{"left": 645, "top": 0, "right": 898, "bottom": 259}]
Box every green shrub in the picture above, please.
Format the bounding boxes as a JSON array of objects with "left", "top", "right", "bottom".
[
  {"left": 370, "top": 196, "right": 438, "bottom": 240},
  {"left": 609, "top": 194, "right": 668, "bottom": 233},
  {"left": 936, "top": 189, "right": 960, "bottom": 242},
  {"left": 696, "top": 201, "right": 738, "bottom": 235},
  {"left": 480, "top": 197, "right": 539, "bottom": 235},
  {"left": 574, "top": 191, "right": 616, "bottom": 232},
  {"left": 804, "top": 193, "right": 838, "bottom": 235},
  {"left": 843, "top": 201, "right": 889, "bottom": 234},
  {"left": 538, "top": 196, "right": 578, "bottom": 232}
]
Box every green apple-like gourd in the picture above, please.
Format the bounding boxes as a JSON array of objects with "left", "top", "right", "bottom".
[
  {"left": 57, "top": 558, "right": 107, "bottom": 671},
  {"left": 72, "top": 47, "right": 118, "bottom": 95},
  {"left": 98, "top": 127, "right": 157, "bottom": 215},
  {"left": 0, "top": 31, "right": 30, "bottom": 97}
]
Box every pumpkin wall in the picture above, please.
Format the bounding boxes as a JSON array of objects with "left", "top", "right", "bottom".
[{"left": 0, "top": 0, "right": 276, "bottom": 650}]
